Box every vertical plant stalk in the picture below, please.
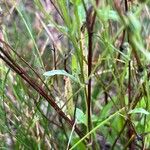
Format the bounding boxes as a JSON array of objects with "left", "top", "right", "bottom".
[
  {"left": 114, "top": 0, "right": 142, "bottom": 70},
  {"left": 128, "top": 61, "right": 131, "bottom": 107},
  {"left": 86, "top": 0, "right": 99, "bottom": 141},
  {"left": 124, "top": 0, "right": 128, "bottom": 12},
  {"left": 117, "top": 30, "right": 126, "bottom": 62},
  {"left": 125, "top": 1, "right": 135, "bottom": 148},
  {"left": 114, "top": 1, "right": 137, "bottom": 148},
  {"left": 127, "top": 60, "right": 135, "bottom": 149},
  {"left": 52, "top": 44, "right": 59, "bottom": 85}
]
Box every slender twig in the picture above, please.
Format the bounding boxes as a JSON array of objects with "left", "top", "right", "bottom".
[
  {"left": 86, "top": 0, "right": 99, "bottom": 142},
  {"left": 81, "top": 0, "right": 87, "bottom": 14},
  {"left": 117, "top": 30, "right": 126, "bottom": 62},
  {"left": 86, "top": 5, "right": 94, "bottom": 136},
  {"left": 124, "top": 0, "right": 128, "bottom": 12},
  {"left": 52, "top": 44, "right": 59, "bottom": 85},
  {"left": 0, "top": 39, "right": 51, "bottom": 93},
  {"left": 29, "top": 94, "right": 62, "bottom": 128},
  {"left": 114, "top": 0, "right": 142, "bottom": 70},
  {"left": 49, "top": 0, "right": 64, "bottom": 21},
  {"left": 59, "top": 117, "right": 69, "bottom": 143},
  {"left": 128, "top": 60, "right": 135, "bottom": 150},
  {"left": 128, "top": 61, "right": 131, "bottom": 107},
  {"left": 0, "top": 46, "right": 86, "bottom": 141},
  {"left": 125, "top": 0, "right": 135, "bottom": 148},
  {"left": 112, "top": 121, "right": 127, "bottom": 149}
]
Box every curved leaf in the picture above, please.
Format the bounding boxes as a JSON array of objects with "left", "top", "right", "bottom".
[
  {"left": 43, "top": 70, "right": 78, "bottom": 83},
  {"left": 128, "top": 108, "right": 150, "bottom": 115}
]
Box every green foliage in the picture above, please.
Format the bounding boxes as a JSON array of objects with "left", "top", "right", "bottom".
[
  {"left": 0, "top": 0, "right": 150, "bottom": 149},
  {"left": 44, "top": 69, "right": 79, "bottom": 83},
  {"left": 128, "top": 108, "right": 150, "bottom": 115}
]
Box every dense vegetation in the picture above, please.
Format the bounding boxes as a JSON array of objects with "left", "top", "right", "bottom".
[{"left": 0, "top": 0, "right": 150, "bottom": 149}]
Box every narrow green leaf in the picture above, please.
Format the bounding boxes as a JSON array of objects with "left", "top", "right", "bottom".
[
  {"left": 75, "top": 108, "right": 86, "bottom": 125},
  {"left": 70, "top": 107, "right": 125, "bottom": 150},
  {"left": 16, "top": 5, "right": 44, "bottom": 68},
  {"left": 43, "top": 70, "right": 78, "bottom": 83},
  {"left": 71, "top": 54, "right": 79, "bottom": 73},
  {"left": 97, "top": 7, "right": 119, "bottom": 21},
  {"left": 128, "top": 108, "right": 150, "bottom": 115}
]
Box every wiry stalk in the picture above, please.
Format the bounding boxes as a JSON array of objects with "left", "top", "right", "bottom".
[
  {"left": 86, "top": 0, "right": 99, "bottom": 142},
  {"left": 0, "top": 46, "right": 87, "bottom": 141}
]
